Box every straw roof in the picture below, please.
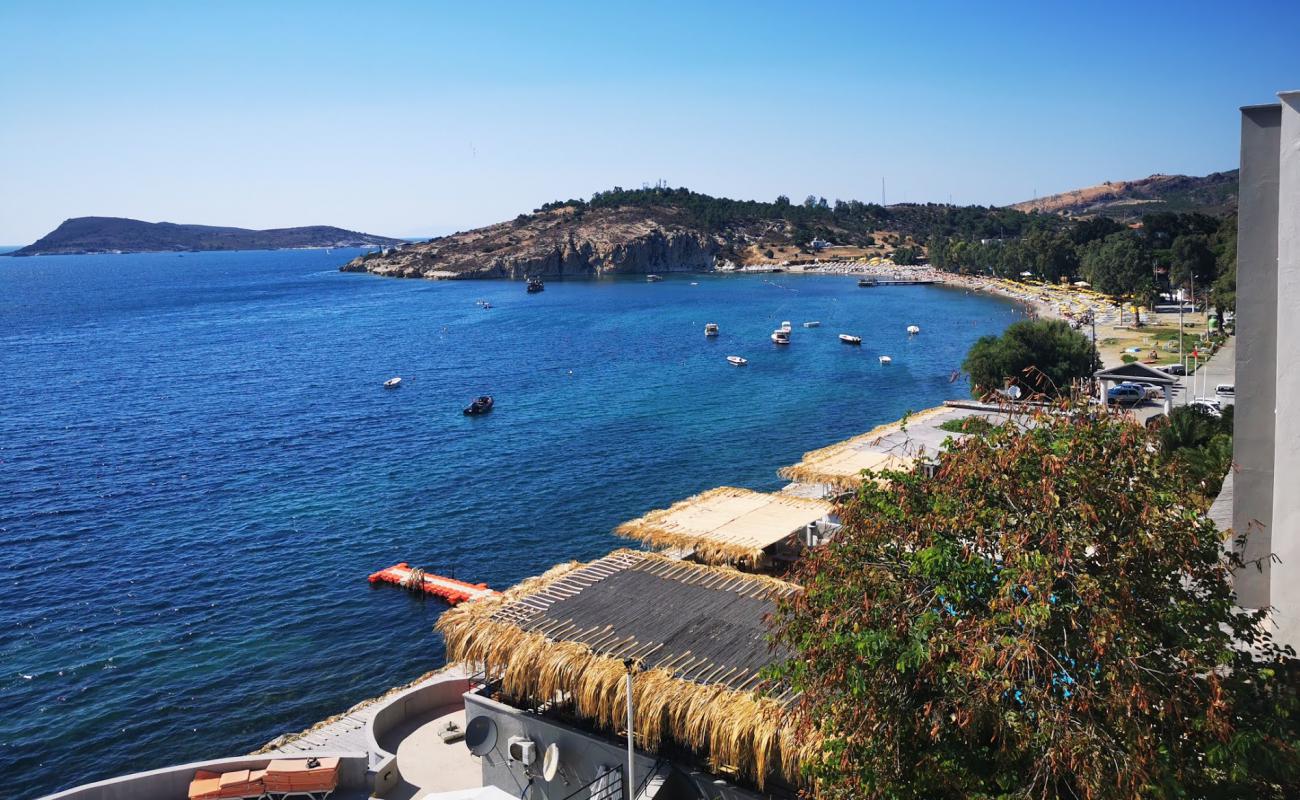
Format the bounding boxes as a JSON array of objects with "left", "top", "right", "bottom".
[
  {"left": 614, "top": 487, "right": 833, "bottom": 566},
  {"left": 437, "top": 549, "right": 816, "bottom": 787},
  {"left": 777, "top": 408, "right": 953, "bottom": 489}
]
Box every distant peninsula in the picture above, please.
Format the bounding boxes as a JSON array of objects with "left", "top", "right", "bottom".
[{"left": 6, "top": 217, "right": 405, "bottom": 256}]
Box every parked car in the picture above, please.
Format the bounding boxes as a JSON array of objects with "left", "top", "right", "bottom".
[
  {"left": 1161, "top": 363, "right": 1188, "bottom": 376},
  {"left": 1191, "top": 397, "right": 1224, "bottom": 417},
  {"left": 1107, "top": 385, "right": 1145, "bottom": 407},
  {"left": 1215, "top": 383, "right": 1235, "bottom": 399},
  {"left": 1122, "top": 381, "right": 1164, "bottom": 400}
]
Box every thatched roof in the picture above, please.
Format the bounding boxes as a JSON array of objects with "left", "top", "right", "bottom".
[
  {"left": 614, "top": 487, "right": 833, "bottom": 566},
  {"left": 437, "top": 550, "right": 814, "bottom": 787},
  {"left": 778, "top": 407, "right": 952, "bottom": 489}
]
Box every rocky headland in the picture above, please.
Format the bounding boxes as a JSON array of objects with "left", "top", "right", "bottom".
[{"left": 341, "top": 205, "right": 727, "bottom": 280}]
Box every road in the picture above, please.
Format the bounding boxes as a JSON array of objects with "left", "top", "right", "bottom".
[{"left": 1133, "top": 334, "right": 1235, "bottom": 423}]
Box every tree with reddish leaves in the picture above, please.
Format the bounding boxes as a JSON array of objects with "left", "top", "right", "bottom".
[{"left": 772, "top": 412, "right": 1299, "bottom": 799}]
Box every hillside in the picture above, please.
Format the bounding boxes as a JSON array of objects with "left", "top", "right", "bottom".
[
  {"left": 342, "top": 187, "right": 1052, "bottom": 280},
  {"left": 1009, "top": 170, "right": 1238, "bottom": 220},
  {"left": 7, "top": 217, "right": 404, "bottom": 256}
]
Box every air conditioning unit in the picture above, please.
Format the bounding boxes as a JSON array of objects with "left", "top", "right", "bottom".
[{"left": 507, "top": 736, "right": 536, "bottom": 766}]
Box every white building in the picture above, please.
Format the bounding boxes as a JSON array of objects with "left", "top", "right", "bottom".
[{"left": 1231, "top": 90, "right": 1300, "bottom": 650}]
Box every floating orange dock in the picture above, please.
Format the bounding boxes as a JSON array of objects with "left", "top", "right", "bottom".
[{"left": 368, "top": 562, "right": 498, "bottom": 605}]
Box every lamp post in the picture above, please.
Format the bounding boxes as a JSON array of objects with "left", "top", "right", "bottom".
[{"left": 624, "top": 658, "right": 637, "bottom": 797}]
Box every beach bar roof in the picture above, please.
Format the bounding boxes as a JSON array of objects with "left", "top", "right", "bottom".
[
  {"left": 437, "top": 549, "right": 811, "bottom": 787},
  {"left": 777, "top": 411, "right": 943, "bottom": 489},
  {"left": 614, "top": 487, "right": 833, "bottom": 566}
]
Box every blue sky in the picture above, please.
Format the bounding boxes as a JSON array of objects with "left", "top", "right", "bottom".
[{"left": 1, "top": 0, "right": 1296, "bottom": 243}]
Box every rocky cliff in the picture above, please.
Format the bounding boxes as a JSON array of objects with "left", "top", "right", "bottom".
[{"left": 341, "top": 205, "right": 724, "bottom": 280}]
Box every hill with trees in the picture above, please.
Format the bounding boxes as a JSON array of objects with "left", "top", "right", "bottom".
[
  {"left": 7, "top": 217, "right": 404, "bottom": 256},
  {"left": 1009, "top": 170, "right": 1239, "bottom": 220}
]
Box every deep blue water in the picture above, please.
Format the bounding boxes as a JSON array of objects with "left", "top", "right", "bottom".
[{"left": 0, "top": 250, "right": 1023, "bottom": 796}]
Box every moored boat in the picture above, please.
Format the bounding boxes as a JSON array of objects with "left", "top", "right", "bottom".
[
  {"left": 704, "top": 323, "right": 719, "bottom": 337},
  {"left": 879, "top": 355, "right": 892, "bottom": 364},
  {"left": 463, "top": 395, "right": 494, "bottom": 415},
  {"left": 771, "top": 329, "right": 790, "bottom": 345},
  {"left": 907, "top": 324, "right": 921, "bottom": 334},
  {"left": 727, "top": 355, "right": 748, "bottom": 366},
  {"left": 646, "top": 274, "right": 663, "bottom": 282},
  {"left": 526, "top": 277, "right": 545, "bottom": 293},
  {"left": 838, "top": 334, "right": 861, "bottom": 345},
  {"left": 803, "top": 321, "right": 821, "bottom": 328},
  {"left": 384, "top": 377, "right": 402, "bottom": 389}
]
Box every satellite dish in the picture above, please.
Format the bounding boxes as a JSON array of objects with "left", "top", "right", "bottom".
[
  {"left": 542, "top": 742, "right": 561, "bottom": 781},
  {"left": 464, "top": 716, "right": 497, "bottom": 756}
]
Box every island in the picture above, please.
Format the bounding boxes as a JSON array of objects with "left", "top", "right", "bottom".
[{"left": 6, "top": 216, "right": 406, "bottom": 256}]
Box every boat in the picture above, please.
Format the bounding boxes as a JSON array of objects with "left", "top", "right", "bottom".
[
  {"left": 704, "top": 323, "right": 719, "bottom": 337},
  {"left": 690, "top": 282, "right": 699, "bottom": 286},
  {"left": 771, "top": 329, "right": 791, "bottom": 345},
  {"left": 780, "top": 320, "right": 792, "bottom": 333},
  {"left": 481, "top": 302, "right": 492, "bottom": 309},
  {"left": 384, "top": 377, "right": 402, "bottom": 389},
  {"left": 803, "top": 321, "right": 821, "bottom": 328},
  {"left": 838, "top": 334, "right": 861, "bottom": 345},
  {"left": 907, "top": 325, "right": 921, "bottom": 335},
  {"left": 727, "top": 356, "right": 748, "bottom": 366},
  {"left": 463, "top": 395, "right": 494, "bottom": 415},
  {"left": 879, "top": 355, "right": 892, "bottom": 364},
  {"left": 858, "top": 278, "right": 878, "bottom": 287},
  {"left": 526, "top": 277, "right": 545, "bottom": 293},
  {"left": 646, "top": 274, "right": 663, "bottom": 282}
]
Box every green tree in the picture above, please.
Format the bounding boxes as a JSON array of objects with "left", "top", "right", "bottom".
[
  {"left": 1169, "top": 233, "right": 1216, "bottom": 291},
  {"left": 1080, "top": 232, "right": 1154, "bottom": 301},
  {"left": 961, "top": 318, "right": 1096, "bottom": 396},
  {"left": 772, "top": 413, "right": 1299, "bottom": 800}
]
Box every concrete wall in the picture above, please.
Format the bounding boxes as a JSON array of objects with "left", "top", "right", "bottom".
[
  {"left": 1233, "top": 103, "right": 1282, "bottom": 608},
  {"left": 38, "top": 753, "right": 369, "bottom": 800},
  {"left": 368, "top": 673, "right": 472, "bottom": 764},
  {"left": 465, "top": 692, "right": 766, "bottom": 800},
  {"left": 1271, "top": 92, "right": 1300, "bottom": 647}
]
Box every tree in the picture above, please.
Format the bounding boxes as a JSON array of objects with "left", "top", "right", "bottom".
[
  {"left": 1080, "top": 232, "right": 1153, "bottom": 301},
  {"left": 961, "top": 318, "right": 1096, "bottom": 396},
  {"left": 1169, "top": 233, "right": 1216, "bottom": 291},
  {"left": 772, "top": 413, "right": 1300, "bottom": 800}
]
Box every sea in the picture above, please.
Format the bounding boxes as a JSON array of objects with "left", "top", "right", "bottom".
[{"left": 0, "top": 248, "right": 1023, "bottom": 796}]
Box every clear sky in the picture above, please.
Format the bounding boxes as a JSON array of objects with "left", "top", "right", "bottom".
[{"left": 1, "top": 0, "right": 1297, "bottom": 244}]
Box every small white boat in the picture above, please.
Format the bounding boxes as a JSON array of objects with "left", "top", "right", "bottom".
[
  {"left": 839, "top": 334, "right": 861, "bottom": 345},
  {"left": 803, "top": 321, "right": 821, "bottom": 328},
  {"left": 704, "top": 323, "right": 719, "bottom": 337},
  {"left": 727, "top": 355, "right": 748, "bottom": 366},
  {"left": 780, "top": 320, "right": 793, "bottom": 333},
  {"left": 771, "top": 329, "right": 791, "bottom": 345},
  {"left": 384, "top": 377, "right": 403, "bottom": 389},
  {"left": 646, "top": 274, "right": 663, "bottom": 282},
  {"left": 878, "top": 355, "right": 892, "bottom": 364},
  {"left": 907, "top": 325, "right": 921, "bottom": 335},
  {"left": 690, "top": 282, "right": 699, "bottom": 286}
]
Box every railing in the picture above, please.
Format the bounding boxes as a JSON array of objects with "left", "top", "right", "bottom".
[{"left": 554, "top": 764, "right": 623, "bottom": 800}]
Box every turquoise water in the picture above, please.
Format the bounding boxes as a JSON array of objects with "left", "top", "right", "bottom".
[{"left": 0, "top": 250, "right": 1023, "bottom": 795}]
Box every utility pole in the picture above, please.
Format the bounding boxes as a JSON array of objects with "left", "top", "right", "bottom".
[
  {"left": 881, "top": 177, "right": 886, "bottom": 207},
  {"left": 624, "top": 659, "right": 637, "bottom": 796}
]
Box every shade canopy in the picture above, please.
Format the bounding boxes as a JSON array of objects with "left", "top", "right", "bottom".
[
  {"left": 1093, "top": 361, "right": 1178, "bottom": 385},
  {"left": 615, "top": 487, "right": 833, "bottom": 566},
  {"left": 776, "top": 410, "right": 944, "bottom": 489},
  {"left": 437, "top": 550, "right": 810, "bottom": 788}
]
